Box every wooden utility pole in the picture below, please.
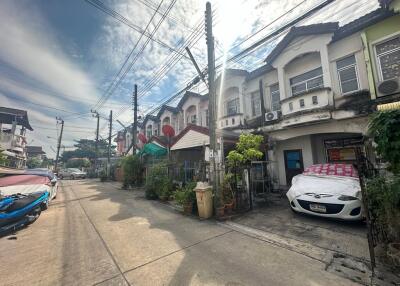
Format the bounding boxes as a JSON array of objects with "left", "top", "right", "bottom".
[
  {"left": 132, "top": 84, "right": 138, "bottom": 154},
  {"left": 54, "top": 117, "right": 64, "bottom": 173},
  {"left": 205, "top": 2, "right": 219, "bottom": 206},
  {"left": 107, "top": 110, "right": 112, "bottom": 179},
  {"left": 91, "top": 110, "right": 100, "bottom": 174}
]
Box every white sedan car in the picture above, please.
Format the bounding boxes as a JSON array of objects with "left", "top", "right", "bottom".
[{"left": 286, "top": 164, "right": 364, "bottom": 221}]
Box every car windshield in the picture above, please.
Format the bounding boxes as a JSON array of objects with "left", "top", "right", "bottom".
[{"left": 68, "top": 168, "right": 81, "bottom": 172}]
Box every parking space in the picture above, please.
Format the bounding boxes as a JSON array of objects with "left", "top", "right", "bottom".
[{"left": 232, "top": 193, "right": 368, "bottom": 260}]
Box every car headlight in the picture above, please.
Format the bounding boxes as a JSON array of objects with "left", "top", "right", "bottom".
[{"left": 338, "top": 195, "right": 357, "bottom": 201}]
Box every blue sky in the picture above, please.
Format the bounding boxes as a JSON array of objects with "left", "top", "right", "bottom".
[{"left": 0, "top": 0, "right": 379, "bottom": 157}]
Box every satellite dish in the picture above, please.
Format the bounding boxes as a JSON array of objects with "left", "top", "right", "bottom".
[
  {"left": 162, "top": 124, "right": 175, "bottom": 137},
  {"left": 138, "top": 133, "right": 147, "bottom": 143}
]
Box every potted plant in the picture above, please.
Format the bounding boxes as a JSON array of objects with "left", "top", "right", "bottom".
[
  {"left": 215, "top": 193, "right": 225, "bottom": 218},
  {"left": 174, "top": 182, "right": 196, "bottom": 215},
  {"left": 221, "top": 173, "right": 234, "bottom": 214}
]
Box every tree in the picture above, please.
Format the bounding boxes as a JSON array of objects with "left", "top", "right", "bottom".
[
  {"left": 0, "top": 148, "right": 9, "bottom": 166},
  {"left": 26, "top": 157, "right": 42, "bottom": 168},
  {"left": 368, "top": 110, "right": 400, "bottom": 174},
  {"left": 60, "top": 139, "right": 116, "bottom": 162},
  {"left": 122, "top": 155, "right": 144, "bottom": 188},
  {"left": 66, "top": 158, "right": 91, "bottom": 168},
  {"left": 227, "top": 134, "right": 264, "bottom": 166}
]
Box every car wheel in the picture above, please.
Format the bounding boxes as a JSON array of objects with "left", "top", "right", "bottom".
[
  {"left": 41, "top": 201, "right": 49, "bottom": 211},
  {"left": 70, "top": 175, "right": 75, "bottom": 180},
  {"left": 59, "top": 175, "right": 63, "bottom": 179}
]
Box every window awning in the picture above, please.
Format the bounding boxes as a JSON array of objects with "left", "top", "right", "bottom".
[{"left": 138, "top": 143, "right": 167, "bottom": 157}]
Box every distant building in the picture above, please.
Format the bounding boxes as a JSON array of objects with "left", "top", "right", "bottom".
[
  {"left": 26, "top": 146, "right": 46, "bottom": 160},
  {"left": 0, "top": 107, "right": 33, "bottom": 169}
]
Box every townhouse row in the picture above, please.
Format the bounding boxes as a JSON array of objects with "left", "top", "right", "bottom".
[{"left": 116, "top": 2, "right": 400, "bottom": 188}]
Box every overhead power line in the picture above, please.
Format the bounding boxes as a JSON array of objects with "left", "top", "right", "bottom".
[
  {"left": 92, "top": 0, "right": 166, "bottom": 110},
  {"left": 84, "top": 0, "right": 188, "bottom": 59},
  {"left": 139, "top": 0, "right": 337, "bottom": 118}
]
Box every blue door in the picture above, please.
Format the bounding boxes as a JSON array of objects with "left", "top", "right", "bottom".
[{"left": 284, "top": 149, "right": 304, "bottom": 185}]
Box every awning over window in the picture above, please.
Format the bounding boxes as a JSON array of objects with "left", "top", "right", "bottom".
[{"left": 139, "top": 143, "right": 167, "bottom": 157}]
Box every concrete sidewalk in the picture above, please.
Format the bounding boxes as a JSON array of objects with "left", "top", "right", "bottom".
[{"left": 0, "top": 179, "right": 365, "bottom": 285}]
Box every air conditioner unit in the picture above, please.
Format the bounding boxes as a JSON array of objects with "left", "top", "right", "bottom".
[
  {"left": 265, "top": 111, "right": 279, "bottom": 122},
  {"left": 377, "top": 78, "right": 400, "bottom": 97}
]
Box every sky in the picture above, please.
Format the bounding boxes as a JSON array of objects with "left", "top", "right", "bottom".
[{"left": 0, "top": 0, "right": 379, "bottom": 158}]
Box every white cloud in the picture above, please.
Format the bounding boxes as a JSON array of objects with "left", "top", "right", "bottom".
[{"left": 0, "top": 1, "right": 101, "bottom": 108}]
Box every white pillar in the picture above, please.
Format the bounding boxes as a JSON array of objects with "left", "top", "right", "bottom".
[
  {"left": 320, "top": 46, "right": 332, "bottom": 88},
  {"left": 277, "top": 66, "right": 287, "bottom": 99},
  {"left": 196, "top": 103, "right": 201, "bottom": 126}
]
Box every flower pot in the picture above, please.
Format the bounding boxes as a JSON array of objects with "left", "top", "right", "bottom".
[
  {"left": 224, "top": 202, "right": 234, "bottom": 215},
  {"left": 183, "top": 202, "right": 193, "bottom": 214},
  {"left": 216, "top": 206, "right": 225, "bottom": 218}
]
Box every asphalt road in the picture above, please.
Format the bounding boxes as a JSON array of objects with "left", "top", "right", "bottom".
[{"left": 0, "top": 179, "right": 358, "bottom": 286}]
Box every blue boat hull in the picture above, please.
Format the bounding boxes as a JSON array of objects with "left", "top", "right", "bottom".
[{"left": 0, "top": 191, "right": 49, "bottom": 235}]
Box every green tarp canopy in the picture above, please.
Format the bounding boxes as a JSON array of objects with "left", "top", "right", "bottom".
[{"left": 138, "top": 143, "right": 167, "bottom": 157}]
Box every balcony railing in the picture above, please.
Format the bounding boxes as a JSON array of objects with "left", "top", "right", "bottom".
[{"left": 280, "top": 87, "right": 333, "bottom": 117}]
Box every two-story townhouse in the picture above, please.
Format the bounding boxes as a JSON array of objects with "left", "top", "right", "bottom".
[
  {"left": 157, "top": 105, "right": 180, "bottom": 134},
  {"left": 142, "top": 115, "right": 160, "bottom": 139},
  {"left": 219, "top": 18, "right": 383, "bottom": 188},
  {"left": 216, "top": 69, "right": 248, "bottom": 130},
  {"left": 176, "top": 91, "right": 209, "bottom": 131},
  {"left": 0, "top": 107, "right": 33, "bottom": 168}
]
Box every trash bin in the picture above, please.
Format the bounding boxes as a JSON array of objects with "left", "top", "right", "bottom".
[{"left": 194, "top": 182, "right": 213, "bottom": 219}]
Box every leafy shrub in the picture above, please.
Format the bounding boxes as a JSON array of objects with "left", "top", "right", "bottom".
[
  {"left": 174, "top": 181, "right": 196, "bottom": 206},
  {"left": 145, "top": 163, "right": 168, "bottom": 199},
  {"left": 367, "top": 175, "right": 400, "bottom": 242},
  {"left": 122, "top": 155, "right": 144, "bottom": 188},
  {"left": 66, "top": 158, "right": 91, "bottom": 168},
  {"left": 368, "top": 110, "right": 400, "bottom": 174},
  {"left": 221, "top": 174, "right": 234, "bottom": 204},
  {"left": 99, "top": 170, "right": 107, "bottom": 182},
  {"left": 26, "top": 157, "right": 42, "bottom": 168}
]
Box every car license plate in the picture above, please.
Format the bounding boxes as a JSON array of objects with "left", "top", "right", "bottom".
[{"left": 309, "top": 204, "right": 326, "bottom": 213}]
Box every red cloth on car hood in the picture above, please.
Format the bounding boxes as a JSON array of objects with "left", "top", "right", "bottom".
[
  {"left": 0, "top": 174, "right": 50, "bottom": 187},
  {"left": 303, "top": 164, "right": 358, "bottom": 178}
]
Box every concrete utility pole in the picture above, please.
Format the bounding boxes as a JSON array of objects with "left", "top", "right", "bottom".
[
  {"left": 91, "top": 110, "right": 100, "bottom": 174},
  {"left": 54, "top": 117, "right": 64, "bottom": 173},
  {"left": 132, "top": 84, "right": 138, "bottom": 154},
  {"left": 107, "top": 110, "right": 112, "bottom": 179},
  {"left": 205, "top": 2, "right": 219, "bottom": 206}
]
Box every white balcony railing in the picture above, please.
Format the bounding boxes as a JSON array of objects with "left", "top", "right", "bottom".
[{"left": 281, "top": 87, "right": 333, "bottom": 116}]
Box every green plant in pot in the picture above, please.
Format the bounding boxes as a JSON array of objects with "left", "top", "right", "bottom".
[
  {"left": 174, "top": 182, "right": 196, "bottom": 214},
  {"left": 222, "top": 174, "right": 234, "bottom": 215},
  {"left": 158, "top": 178, "right": 172, "bottom": 201}
]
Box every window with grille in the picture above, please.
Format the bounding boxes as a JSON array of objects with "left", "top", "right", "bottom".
[
  {"left": 146, "top": 125, "right": 152, "bottom": 138},
  {"left": 250, "top": 91, "right": 261, "bottom": 116},
  {"left": 337, "top": 54, "right": 359, "bottom": 94},
  {"left": 375, "top": 36, "right": 400, "bottom": 80},
  {"left": 225, "top": 98, "right": 240, "bottom": 116},
  {"left": 270, "top": 83, "right": 281, "bottom": 111},
  {"left": 190, "top": 114, "right": 197, "bottom": 124},
  {"left": 299, "top": 99, "right": 305, "bottom": 108},
  {"left": 290, "top": 67, "right": 324, "bottom": 96}
]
